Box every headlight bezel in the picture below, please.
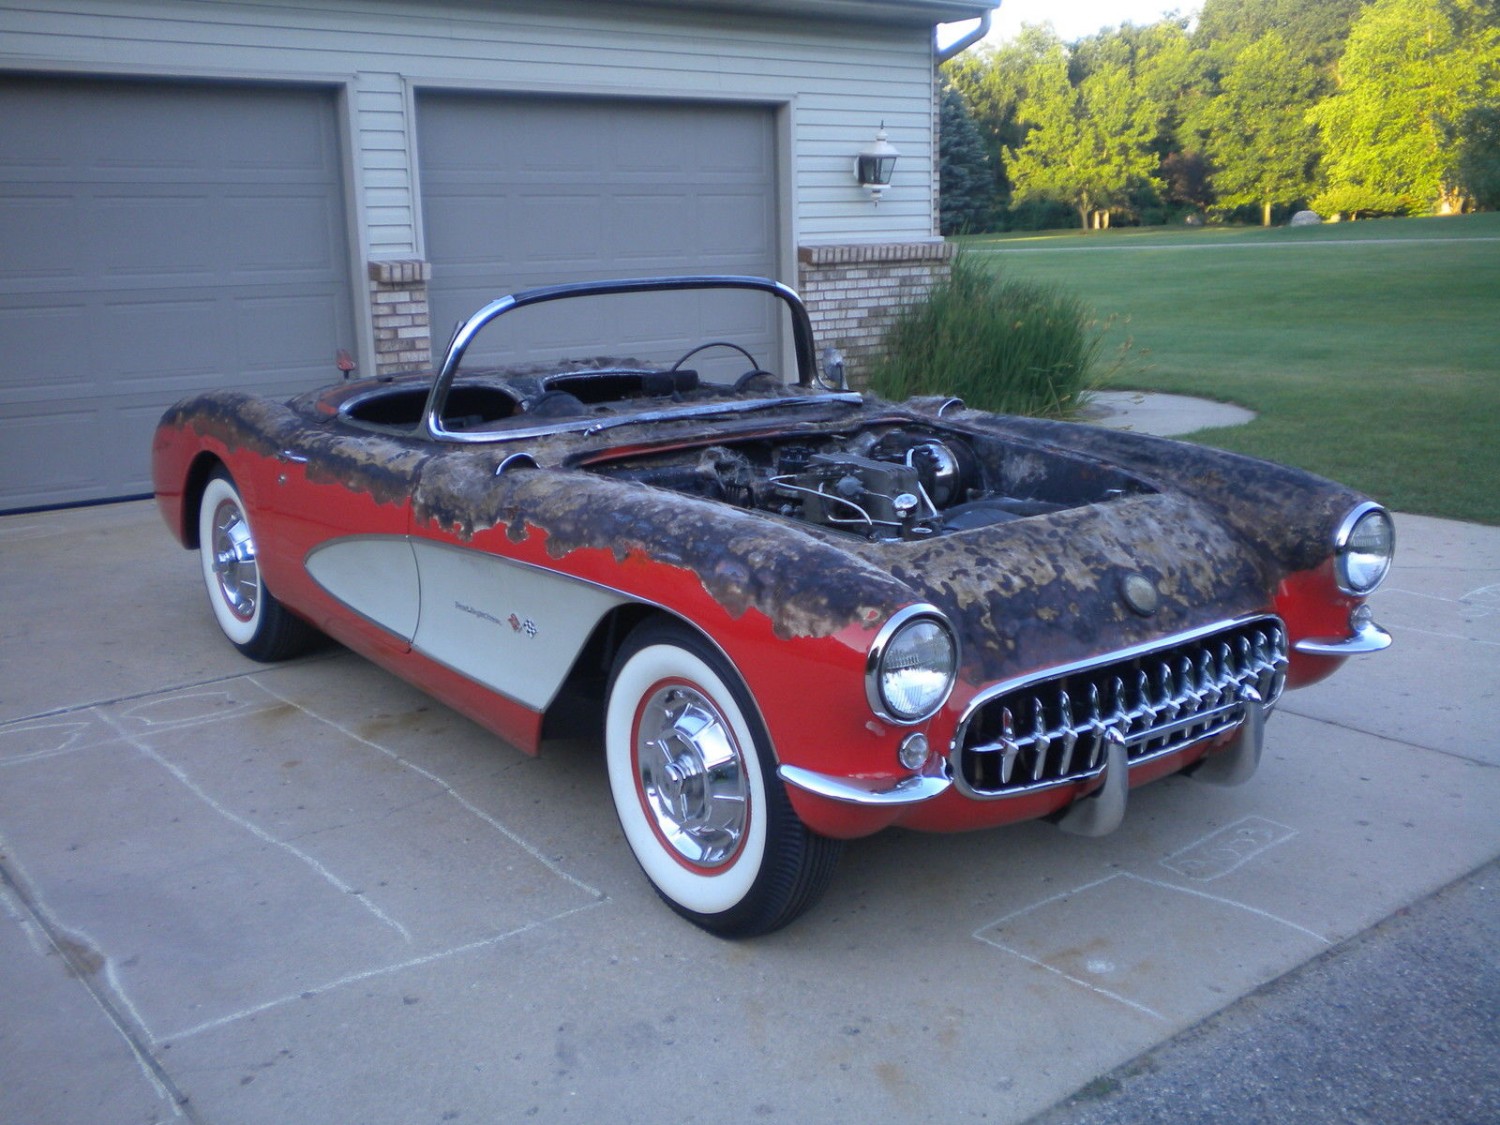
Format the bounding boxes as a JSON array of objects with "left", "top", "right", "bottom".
[
  {"left": 1333, "top": 502, "right": 1395, "bottom": 596},
  {"left": 865, "top": 605, "right": 959, "bottom": 725}
]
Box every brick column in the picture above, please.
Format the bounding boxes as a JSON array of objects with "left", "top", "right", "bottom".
[
  {"left": 367, "top": 259, "right": 433, "bottom": 377},
  {"left": 796, "top": 242, "right": 956, "bottom": 387}
]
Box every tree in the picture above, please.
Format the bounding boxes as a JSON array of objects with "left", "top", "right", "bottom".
[
  {"left": 938, "top": 81, "right": 993, "bottom": 233},
  {"left": 1073, "top": 18, "right": 1205, "bottom": 214},
  {"left": 1454, "top": 102, "right": 1500, "bottom": 208},
  {"left": 1196, "top": 0, "right": 1370, "bottom": 75},
  {"left": 1202, "top": 33, "right": 1321, "bottom": 224},
  {"left": 1005, "top": 46, "right": 1160, "bottom": 229},
  {"left": 1310, "top": 0, "right": 1500, "bottom": 216},
  {"left": 944, "top": 26, "right": 1064, "bottom": 210},
  {"left": 1161, "top": 150, "right": 1214, "bottom": 211}
]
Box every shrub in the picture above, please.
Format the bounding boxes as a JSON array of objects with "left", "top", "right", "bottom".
[{"left": 870, "top": 255, "right": 1106, "bottom": 418}]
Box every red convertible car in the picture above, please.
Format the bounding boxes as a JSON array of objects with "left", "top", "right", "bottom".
[{"left": 153, "top": 276, "right": 1393, "bottom": 936}]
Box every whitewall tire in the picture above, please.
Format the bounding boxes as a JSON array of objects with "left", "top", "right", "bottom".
[
  {"left": 197, "top": 470, "right": 315, "bottom": 662},
  {"left": 605, "top": 621, "right": 841, "bottom": 936}
]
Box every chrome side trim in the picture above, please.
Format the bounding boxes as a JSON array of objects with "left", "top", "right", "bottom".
[
  {"left": 778, "top": 763, "right": 952, "bottom": 807},
  {"left": 423, "top": 392, "right": 863, "bottom": 446},
  {"left": 496, "top": 452, "right": 539, "bottom": 476},
  {"left": 580, "top": 394, "right": 864, "bottom": 438},
  {"left": 1294, "top": 618, "right": 1392, "bottom": 656}
]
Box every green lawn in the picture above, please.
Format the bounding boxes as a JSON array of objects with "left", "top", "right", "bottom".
[{"left": 961, "top": 213, "right": 1500, "bottom": 525}]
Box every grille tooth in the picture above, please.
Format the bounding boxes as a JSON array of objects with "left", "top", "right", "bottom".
[
  {"left": 1198, "top": 650, "right": 1220, "bottom": 708},
  {"left": 955, "top": 617, "right": 1288, "bottom": 799},
  {"left": 1160, "top": 662, "right": 1181, "bottom": 723},
  {"left": 1110, "top": 676, "right": 1129, "bottom": 733},
  {"left": 1057, "top": 692, "right": 1078, "bottom": 776},
  {"left": 998, "top": 706, "right": 1019, "bottom": 785},
  {"left": 1031, "top": 696, "right": 1051, "bottom": 782},
  {"left": 1086, "top": 684, "right": 1106, "bottom": 768}
]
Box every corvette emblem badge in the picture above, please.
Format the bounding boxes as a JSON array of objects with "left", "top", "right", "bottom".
[{"left": 1122, "top": 573, "right": 1160, "bottom": 617}]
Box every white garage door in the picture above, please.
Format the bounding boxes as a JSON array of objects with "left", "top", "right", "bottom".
[
  {"left": 0, "top": 76, "right": 356, "bottom": 512},
  {"left": 417, "top": 93, "right": 781, "bottom": 373}
]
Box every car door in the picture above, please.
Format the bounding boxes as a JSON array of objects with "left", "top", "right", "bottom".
[{"left": 255, "top": 417, "right": 432, "bottom": 654}]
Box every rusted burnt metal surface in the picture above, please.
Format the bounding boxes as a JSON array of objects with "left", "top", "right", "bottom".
[
  {"left": 414, "top": 454, "right": 906, "bottom": 641},
  {"left": 160, "top": 386, "right": 1367, "bottom": 682},
  {"left": 160, "top": 393, "right": 433, "bottom": 507},
  {"left": 925, "top": 407, "right": 1365, "bottom": 578},
  {"left": 845, "top": 490, "right": 1268, "bottom": 684}
]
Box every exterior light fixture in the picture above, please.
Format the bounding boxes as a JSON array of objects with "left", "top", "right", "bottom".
[{"left": 854, "top": 124, "right": 900, "bottom": 203}]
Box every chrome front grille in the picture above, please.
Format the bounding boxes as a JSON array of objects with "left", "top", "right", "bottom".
[{"left": 953, "top": 617, "right": 1288, "bottom": 799}]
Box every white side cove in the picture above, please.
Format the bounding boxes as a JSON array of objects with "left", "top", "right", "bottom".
[
  {"left": 307, "top": 535, "right": 632, "bottom": 711},
  {"left": 409, "top": 539, "right": 630, "bottom": 711},
  {"left": 305, "top": 536, "right": 421, "bottom": 640}
]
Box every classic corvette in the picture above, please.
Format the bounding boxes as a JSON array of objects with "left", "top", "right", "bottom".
[{"left": 153, "top": 275, "right": 1394, "bottom": 936}]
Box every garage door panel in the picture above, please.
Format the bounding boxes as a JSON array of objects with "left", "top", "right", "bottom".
[
  {"left": 223, "top": 191, "right": 348, "bottom": 275},
  {"left": 0, "top": 303, "right": 93, "bottom": 395},
  {"left": 0, "top": 194, "right": 88, "bottom": 282},
  {"left": 418, "top": 92, "right": 778, "bottom": 374},
  {"left": 698, "top": 192, "right": 778, "bottom": 258},
  {"left": 3, "top": 396, "right": 167, "bottom": 509},
  {"left": 612, "top": 193, "right": 699, "bottom": 259},
  {"left": 511, "top": 194, "right": 608, "bottom": 264},
  {"left": 94, "top": 194, "right": 220, "bottom": 281},
  {"left": 233, "top": 293, "right": 350, "bottom": 380},
  {"left": 1, "top": 407, "right": 110, "bottom": 508},
  {"left": 100, "top": 294, "right": 222, "bottom": 384},
  {"left": 0, "top": 76, "right": 354, "bottom": 511}
]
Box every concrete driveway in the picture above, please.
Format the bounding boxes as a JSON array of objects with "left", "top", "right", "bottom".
[{"left": 2, "top": 498, "right": 1497, "bottom": 1124}]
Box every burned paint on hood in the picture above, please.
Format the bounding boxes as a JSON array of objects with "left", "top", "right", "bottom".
[
  {"left": 918, "top": 407, "right": 1368, "bottom": 580},
  {"left": 842, "top": 490, "right": 1268, "bottom": 685},
  {"left": 161, "top": 392, "right": 433, "bottom": 507},
  {"left": 158, "top": 387, "right": 1371, "bottom": 681},
  {"left": 411, "top": 450, "right": 911, "bottom": 641}
]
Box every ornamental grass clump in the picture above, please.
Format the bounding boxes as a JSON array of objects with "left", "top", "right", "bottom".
[{"left": 871, "top": 255, "right": 1105, "bottom": 418}]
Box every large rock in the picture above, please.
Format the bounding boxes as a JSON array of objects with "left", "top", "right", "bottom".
[{"left": 1289, "top": 210, "right": 1323, "bottom": 227}]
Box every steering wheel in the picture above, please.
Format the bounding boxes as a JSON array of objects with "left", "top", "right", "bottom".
[{"left": 670, "top": 340, "right": 761, "bottom": 375}]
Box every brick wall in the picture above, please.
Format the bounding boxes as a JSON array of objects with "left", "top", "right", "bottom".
[
  {"left": 367, "top": 259, "right": 433, "bottom": 377},
  {"left": 363, "top": 246, "right": 955, "bottom": 383},
  {"left": 797, "top": 241, "right": 956, "bottom": 387}
]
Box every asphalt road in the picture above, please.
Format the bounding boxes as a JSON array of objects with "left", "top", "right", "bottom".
[{"left": 1032, "top": 858, "right": 1500, "bottom": 1125}]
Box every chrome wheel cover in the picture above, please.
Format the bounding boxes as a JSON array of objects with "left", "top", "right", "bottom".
[
  {"left": 209, "top": 498, "right": 259, "bottom": 623},
  {"left": 634, "top": 684, "right": 750, "bottom": 869}
]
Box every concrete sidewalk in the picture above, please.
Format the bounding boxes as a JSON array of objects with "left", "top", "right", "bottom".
[{"left": 2, "top": 483, "right": 1497, "bottom": 1123}]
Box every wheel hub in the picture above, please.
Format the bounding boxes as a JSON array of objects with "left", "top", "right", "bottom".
[
  {"left": 636, "top": 687, "right": 749, "bottom": 868},
  {"left": 210, "top": 501, "right": 259, "bottom": 622}
]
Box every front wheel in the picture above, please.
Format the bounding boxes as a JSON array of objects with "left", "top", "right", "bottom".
[
  {"left": 197, "top": 470, "right": 316, "bottom": 662},
  {"left": 605, "top": 622, "right": 841, "bottom": 937}
]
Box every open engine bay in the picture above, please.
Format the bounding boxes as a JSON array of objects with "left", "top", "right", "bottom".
[{"left": 591, "top": 425, "right": 1156, "bottom": 541}]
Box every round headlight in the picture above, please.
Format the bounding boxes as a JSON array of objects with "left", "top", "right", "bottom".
[
  {"left": 868, "top": 607, "right": 957, "bottom": 723},
  {"left": 1335, "top": 504, "right": 1394, "bottom": 595}
]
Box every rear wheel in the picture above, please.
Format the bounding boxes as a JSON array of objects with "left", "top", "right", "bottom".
[
  {"left": 605, "top": 621, "right": 841, "bottom": 937},
  {"left": 198, "top": 470, "right": 315, "bottom": 662}
]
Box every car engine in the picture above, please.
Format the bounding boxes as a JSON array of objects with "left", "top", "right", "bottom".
[{"left": 591, "top": 426, "right": 1143, "bottom": 542}]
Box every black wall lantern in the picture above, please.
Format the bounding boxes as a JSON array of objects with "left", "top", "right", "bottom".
[{"left": 854, "top": 124, "right": 900, "bottom": 203}]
